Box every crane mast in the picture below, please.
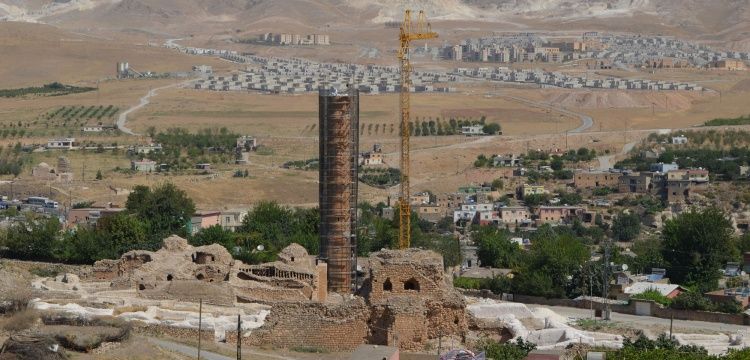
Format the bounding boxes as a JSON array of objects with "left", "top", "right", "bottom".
[{"left": 398, "top": 10, "right": 437, "bottom": 249}]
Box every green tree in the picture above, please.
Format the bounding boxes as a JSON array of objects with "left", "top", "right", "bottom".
[
  {"left": 550, "top": 156, "right": 564, "bottom": 171},
  {"left": 190, "top": 225, "right": 236, "bottom": 250},
  {"left": 612, "top": 212, "right": 641, "bottom": 242},
  {"left": 125, "top": 182, "right": 195, "bottom": 240},
  {"left": 482, "top": 123, "right": 501, "bottom": 135},
  {"left": 662, "top": 208, "right": 735, "bottom": 292},
  {"left": 473, "top": 227, "right": 523, "bottom": 269},
  {"left": 479, "top": 338, "right": 536, "bottom": 360},
  {"left": 95, "top": 169, "right": 103, "bottom": 180},
  {"left": 3, "top": 216, "right": 62, "bottom": 261},
  {"left": 491, "top": 178, "right": 504, "bottom": 191}
]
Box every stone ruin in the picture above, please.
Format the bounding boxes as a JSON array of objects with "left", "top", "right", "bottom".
[
  {"left": 91, "top": 236, "right": 327, "bottom": 306},
  {"left": 87, "top": 236, "right": 467, "bottom": 351},
  {"left": 247, "top": 248, "right": 468, "bottom": 351}
]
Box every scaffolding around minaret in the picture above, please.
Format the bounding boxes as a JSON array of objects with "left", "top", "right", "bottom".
[{"left": 318, "top": 87, "right": 359, "bottom": 294}]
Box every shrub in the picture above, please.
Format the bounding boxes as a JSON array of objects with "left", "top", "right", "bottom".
[
  {"left": 632, "top": 289, "right": 672, "bottom": 307},
  {"left": 3, "top": 309, "right": 40, "bottom": 332}
]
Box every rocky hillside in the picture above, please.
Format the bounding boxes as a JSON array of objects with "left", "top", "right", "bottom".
[{"left": 2, "top": 0, "right": 748, "bottom": 47}]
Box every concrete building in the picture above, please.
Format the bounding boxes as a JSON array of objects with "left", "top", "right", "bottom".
[
  {"left": 131, "top": 159, "right": 157, "bottom": 172},
  {"left": 131, "top": 143, "right": 162, "bottom": 155},
  {"left": 236, "top": 136, "right": 257, "bottom": 151},
  {"left": 666, "top": 169, "right": 709, "bottom": 203},
  {"left": 461, "top": 125, "right": 484, "bottom": 136},
  {"left": 190, "top": 211, "right": 221, "bottom": 235},
  {"left": 492, "top": 154, "right": 521, "bottom": 167},
  {"left": 650, "top": 162, "right": 679, "bottom": 173},
  {"left": 672, "top": 135, "right": 688, "bottom": 144},
  {"left": 67, "top": 207, "right": 125, "bottom": 228},
  {"left": 452, "top": 45, "right": 463, "bottom": 61},
  {"left": 536, "top": 206, "right": 585, "bottom": 224},
  {"left": 498, "top": 206, "right": 531, "bottom": 226},
  {"left": 436, "top": 193, "right": 465, "bottom": 211},
  {"left": 618, "top": 173, "right": 654, "bottom": 194},
  {"left": 220, "top": 209, "right": 248, "bottom": 232},
  {"left": 360, "top": 144, "right": 383, "bottom": 166},
  {"left": 713, "top": 59, "right": 747, "bottom": 71},
  {"left": 574, "top": 171, "right": 620, "bottom": 189},
  {"left": 415, "top": 204, "right": 443, "bottom": 223},
  {"left": 410, "top": 192, "right": 431, "bottom": 205},
  {"left": 47, "top": 138, "right": 76, "bottom": 150}
]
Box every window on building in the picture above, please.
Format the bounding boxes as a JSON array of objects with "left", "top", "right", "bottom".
[
  {"left": 404, "top": 278, "right": 420, "bottom": 291},
  {"left": 383, "top": 278, "right": 393, "bottom": 291}
]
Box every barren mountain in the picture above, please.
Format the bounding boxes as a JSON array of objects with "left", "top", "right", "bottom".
[{"left": 1, "top": 0, "right": 748, "bottom": 47}]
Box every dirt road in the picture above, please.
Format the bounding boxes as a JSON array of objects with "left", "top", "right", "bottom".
[{"left": 117, "top": 82, "right": 188, "bottom": 136}]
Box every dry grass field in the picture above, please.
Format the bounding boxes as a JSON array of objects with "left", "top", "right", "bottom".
[{"left": 3, "top": 20, "right": 750, "bottom": 209}]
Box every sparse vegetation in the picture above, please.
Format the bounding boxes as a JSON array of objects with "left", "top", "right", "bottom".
[
  {"left": 358, "top": 167, "right": 401, "bottom": 188},
  {"left": 283, "top": 158, "right": 319, "bottom": 170},
  {"left": 0, "top": 82, "right": 95, "bottom": 98},
  {"left": 704, "top": 114, "right": 750, "bottom": 127}
]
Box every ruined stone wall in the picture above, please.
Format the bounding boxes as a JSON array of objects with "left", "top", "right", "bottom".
[
  {"left": 233, "top": 287, "right": 309, "bottom": 304},
  {"left": 139, "top": 281, "right": 235, "bottom": 306},
  {"left": 368, "top": 297, "right": 467, "bottom": 351},
  {"left": 425, "top": 299, "right": 468, "bottom": 340},
  {"left": 246, "top": 298, "right": 370, "bottom": 351},
  {"left": 368, "top": 262, "right": 444, "bottom": 303}
]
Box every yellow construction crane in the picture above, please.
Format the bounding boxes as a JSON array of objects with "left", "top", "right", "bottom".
[{"left": 398, "top": 10, "right": 437, "bottom": 249}]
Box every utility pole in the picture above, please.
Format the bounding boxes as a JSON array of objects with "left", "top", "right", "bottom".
[
  {"left": 197, "top": 299, "right": 203, "bottom": 360},
  {"left": 589, "top": 266, "right": 594, "bottom": 319},
  {"left": 237, "top": 314, "right": 242, "bottom": 360},
  {"left": 602, "top": 239, "right": 612, "bottom": 321},
  {"left": 669, "top": 311, "right": 674, "bottom": 340}
]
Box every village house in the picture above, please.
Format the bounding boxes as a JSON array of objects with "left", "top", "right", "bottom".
[
  {"left": 190, "top": 210, "right": 221, "bottom": 235},
  {"left": 666, "top": 169, "right": 710, "bottom": 203},
  {"left": 618, "top": 172, "right": 655, "bottom": 194},
  {"left": 410, "top": 192, "right": 431, "bottom": 205},
  {"left": 66, "top": 207, "right": 126, "bottom": 228},
  {"left": 236, "top": 136, "right": 257, "bottom": 151},
  {"left": 498, "top": 206, "right": 531, "bottom": 227},
  {"left": 415, "top": 204, "right": 444, "bottom": 223},
  {"left": 131, "top": 159, "right": 157, "bottom": 172},
  {"left": 359, "top": 144, "right": 383, "bottom": 166},
  {"left": 705, "top": 288, "right": 750, "bottom": 309},
  {"left": 574, "top": 171, "right": 621, "bottom": 189},
  {"left": 650, "top": 162, "right": 679, "bottom": 173},
  {"left": 220, "top": 209, "right": 249, "bottom": 232},
  {"left": 46, "top": 138, "right": 76, "bottom": 150},
  {"left": 436, "top": 193, "right": 465, "bottom": 211},
  {"left": 461, "top": 125, "right": 484, "bottom": 136},
  {"left": 672, "top": 135, "right": 688, "bottom": 145},
  {"left": 624, "top": 282, "right": 685, "bottom": 299},
  {"left": 492, "top": 154, "right": 522, "bottom": 167},
  {"left": 453, "top": 203, "right": 496, "bottom": 225},
  {"left": 130, "top": 143, "right": 163, "bottom": 155},
  {"left": 535, "top": 206, "right": 585, "bottom": 225}
]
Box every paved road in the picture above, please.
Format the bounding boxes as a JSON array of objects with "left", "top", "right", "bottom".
[
  {"left": 149, "top": 338, "right": 298, "bottom": 360},
  {"left": 492, "top": 93, "right": 594, "bottom": 133},
  {"left": 149, "top": 338, "right": 234, "bottom": 360},
  {"left": 530, "top": 304, "right": 750, "bottom": 334}
]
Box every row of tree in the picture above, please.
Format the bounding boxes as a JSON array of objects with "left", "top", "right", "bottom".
[
  {"left": 0, "top": 82, "right": 95, "bottom": 98},
  {"left": 0, "top": 183, "right": 460, "bottom": 269},
  {"left": 467, "top": 207, "right": 748, "bottom": 309}
]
